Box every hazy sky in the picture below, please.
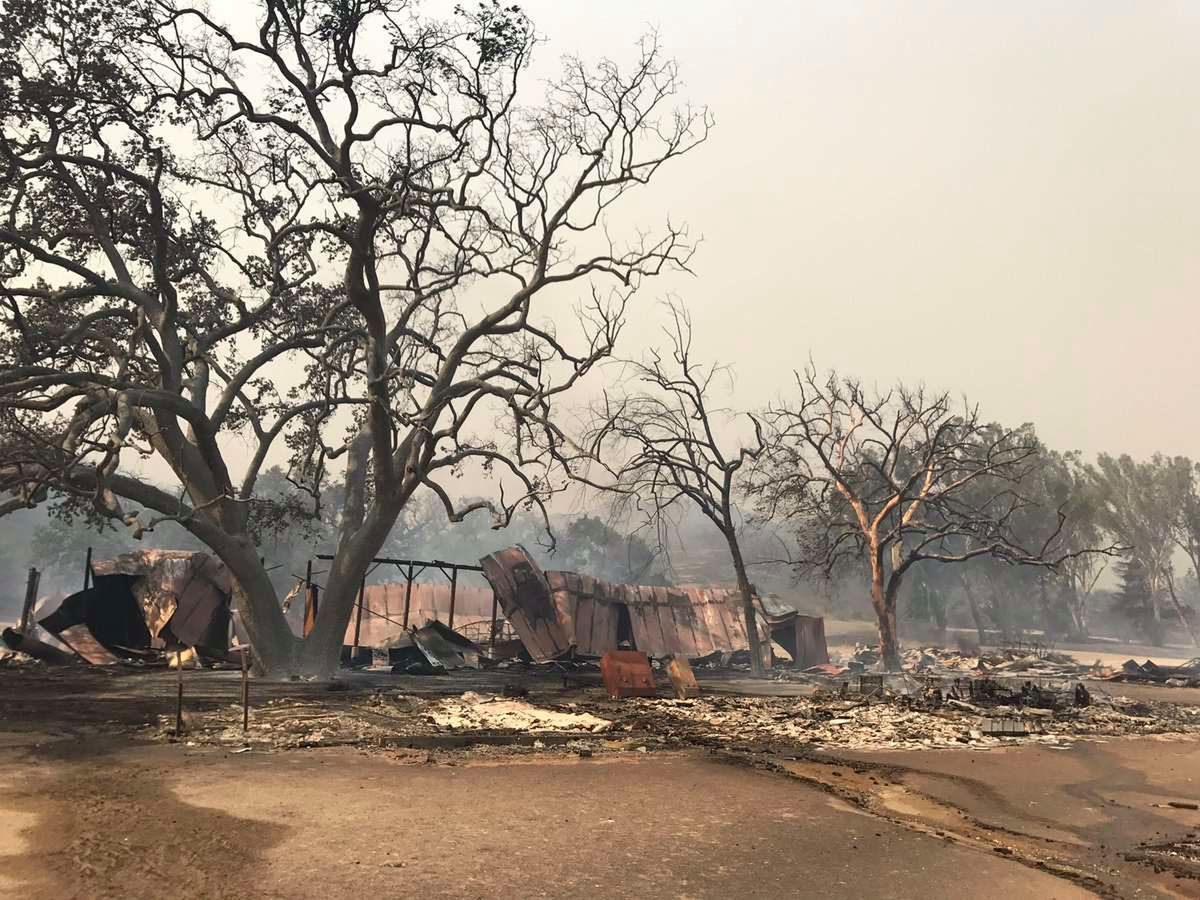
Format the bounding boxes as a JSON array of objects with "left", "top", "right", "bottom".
[{"left": 515, "top": 0, "right": 1200, "bottom": 461}]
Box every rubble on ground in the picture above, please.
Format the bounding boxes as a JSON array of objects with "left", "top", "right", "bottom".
[
  {"left": 0, "top": 648, "right": 43, "bottom": 668},
  {"left": 425, "top": 691, "right": 612, "bottom": 733},
  {"left": 798, "top": 643, "right": 1107, "bottom": 680},
  {"left": 1106, "top": 658, "right": 1200, "bottom": 687},
  {"left": 138, "top": 672, "right": 1200, "bottom": 754},
  {"left": 597, "top": 690, "right": 1200, "bottom": 751}
]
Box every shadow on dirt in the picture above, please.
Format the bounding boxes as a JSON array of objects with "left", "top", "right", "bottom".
[{"left": 0, "top": 735, "right": 290, "bottom": 900}]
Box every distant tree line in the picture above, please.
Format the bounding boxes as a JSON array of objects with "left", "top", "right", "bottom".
[{"left": 563, "top": 303, "right": 1194, "bottom": 668}]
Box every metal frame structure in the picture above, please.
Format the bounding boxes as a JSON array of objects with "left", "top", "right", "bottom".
[{"left": 310, "top": 555, "right": 497, "bottom": 656}]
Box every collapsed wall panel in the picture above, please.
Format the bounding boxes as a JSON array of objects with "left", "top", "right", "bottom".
[
  {"left": 479, "top": 546, "right": 772, "bottom": 662},
  {"left": 480, "top": 546, "right": 572, "bottom": 661}
]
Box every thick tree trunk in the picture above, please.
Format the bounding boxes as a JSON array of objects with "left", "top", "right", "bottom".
[
  {"left": 209, "top": 496, "right": 402, "bottom": 679},
  {"left": 726, "top": 534, "right": 766, "bottom": 677},
  {"left": 871, "top": 565, "right": 902, "bottom": 670},
  {"left": 215, "top": 533, "right": 299, "bottom": 677},
  {"left": 293, "top": 505, "right": 399, "bottom": 678}
]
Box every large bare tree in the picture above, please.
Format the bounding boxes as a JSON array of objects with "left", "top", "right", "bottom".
[
  {"left": 0, "top": 0, "right": 707, "bottom": 675},
  {"left": 573, "top": 302, "right": 769, "bottom": 674},
  {"left": 754, "top": 368, "right": 1095, "bottom": 670}
]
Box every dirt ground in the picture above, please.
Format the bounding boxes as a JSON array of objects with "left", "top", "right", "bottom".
[
  {"left": 3, "top": 666, "right": 1200, "bottom": 898},
  {"left": 1, "top": 736, "right": 1102, "bottom": 900}
]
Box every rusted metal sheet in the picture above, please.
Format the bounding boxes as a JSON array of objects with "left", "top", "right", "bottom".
[
  {"left": 625, "top": 583, "right": 770, "bottom": 659},
  {"left": 38, "top": 550, "right": 233, "bottom": 662},
  {"left": 55, "top": 624, "right": 124, "bottom": 665},
  {"left": 479, "top": 546, "right": 571, "bottom": 662},
  {"left": 479, "top": 546, "right": 772, "bottom": 661},
  {"left": 545, "top": 570, "right": 620, "bottom": 657},
  {"left": 1, "top": 627, "right": 75, "bottom": 665},
  {"left": 600, "top": 650, "right": 657, "bottom": 698},
  {"left": 793, "top": 615, "right": 829, "bottom": 669},
  {"left": 769, "top": 612, "right": 830, "bottom": 669}
]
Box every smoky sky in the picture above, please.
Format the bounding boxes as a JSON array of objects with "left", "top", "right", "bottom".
[
  {"left": 514, "top": 0, "right": 1200, "bottom": 461},
  {"left": 123, "top": 0, "right": 1200, "bottom": 491}
]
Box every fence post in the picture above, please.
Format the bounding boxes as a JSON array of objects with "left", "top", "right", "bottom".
[{"left": 18, "top": 567, "right": 40, "bottom": 633}]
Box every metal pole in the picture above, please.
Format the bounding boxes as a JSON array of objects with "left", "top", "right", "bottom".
[
  {"left": 489, "top": 590, "right": 498, "bottom": 653},
  {"left": 448, "top": 568, "right": 458, "bottom": 631},
  {"left": 351, "top": 576, "right": 366, "bottom": 656},
  {"left": 402, "top": 563, "right": 415, "bottom": 629},
  {"left": 83, "top": 546, "right": 92, "bottom": 591},
  {"left": 175, "top": 649, "right": 184, "bottom": 736},
  {"left": 241, "top": 646, "right": 249, "bottom": 735},
  {"left": 18, "top": 567, "right": 39, "bottom": 633}
]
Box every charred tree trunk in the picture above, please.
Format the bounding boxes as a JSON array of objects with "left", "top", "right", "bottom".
[
  {"left": 727, "top": 533, "right": 766, "bottom": 676},
  {"left": 211, "top": 492, "right": 401, "bottom": 680},
  {"left": 870, "top": 555, "right": 902, "bottom": 670},
  {"left": 299, "top": 495, "right": 405, "bottom": 678}
]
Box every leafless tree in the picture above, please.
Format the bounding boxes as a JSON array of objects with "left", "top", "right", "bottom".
[
  {"left": 572, "top": 302, "right": 769, "bottom": 674},
  {"left": 0, "top": 0, "right": 707, "bottom": 675},
  {"left": 753, "top": 367, "right": 1107, "bottom": 670}
]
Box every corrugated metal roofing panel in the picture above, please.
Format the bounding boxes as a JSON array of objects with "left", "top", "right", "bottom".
[
  {"left": 479, "top": 546, "right": 770, "bottom": 661},
  {"left": 480, "top": 546, "right": 570, "bottom": 662}
]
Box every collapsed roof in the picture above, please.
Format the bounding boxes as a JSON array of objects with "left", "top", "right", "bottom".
[
  {"left": 479, "top": 545, "right": 772, "bottom": 663},
  {"left": 37, "top": 550, "right": 232, "bottom": 663}
]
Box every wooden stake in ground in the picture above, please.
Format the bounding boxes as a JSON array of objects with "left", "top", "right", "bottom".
[
  {"left": 241, "top": 645, "right": 250, "bottom": 735},
  {"left": 175, "top": 649, "right": 184, "bottom": 736}
]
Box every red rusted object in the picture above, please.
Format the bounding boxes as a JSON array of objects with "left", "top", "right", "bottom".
[
  {"left": 667, "top": 654, "right": 700, "bottom": 699},
  {"left": 600, "top": 650, "right": 657, "bottom": 699}
]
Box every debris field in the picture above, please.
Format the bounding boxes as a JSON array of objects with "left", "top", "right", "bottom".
[{"left": 131, "top": 668, "right": 1200, "bottom": 756}]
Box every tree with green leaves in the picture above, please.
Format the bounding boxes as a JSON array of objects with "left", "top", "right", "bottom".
[{"left": 1091, "top": 454, "right": 1197, "bottom": 647}]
